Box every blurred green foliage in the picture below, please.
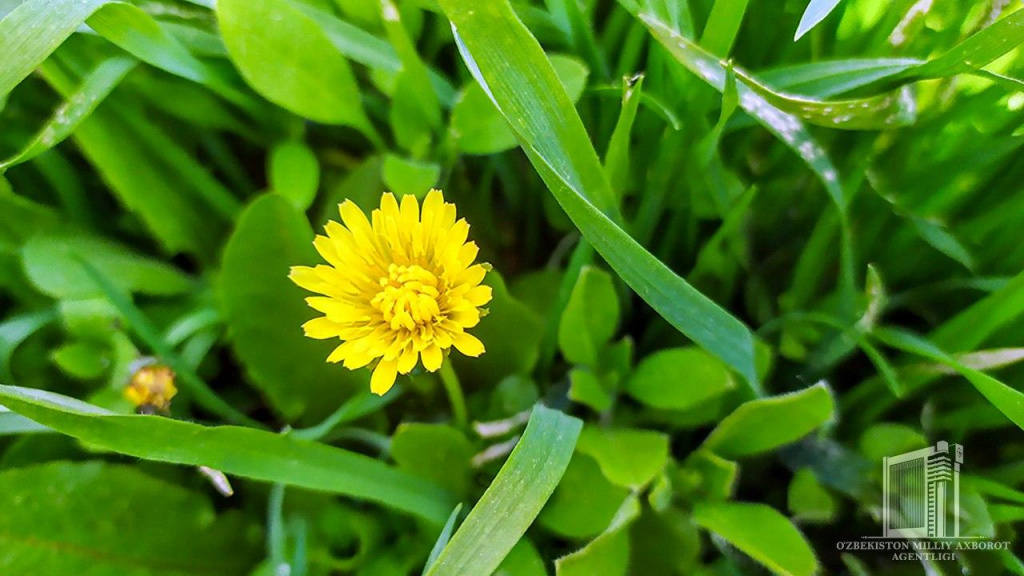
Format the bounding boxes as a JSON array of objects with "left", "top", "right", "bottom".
[{"left": 1, "top": 0, "right": 1024, "bottom": 574}]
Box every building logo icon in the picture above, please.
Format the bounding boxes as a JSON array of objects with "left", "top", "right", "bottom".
[{"left": 882, "top": 441, "right": 963, "bottom": 538}]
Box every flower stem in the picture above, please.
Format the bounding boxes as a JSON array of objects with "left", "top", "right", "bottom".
[{"left": 438, "top": 361, "right": 468, "bottom": 429}]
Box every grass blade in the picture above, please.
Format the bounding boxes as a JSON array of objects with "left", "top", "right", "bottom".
[
  {"left": 0, "top": 384, "right": 457, "bottom": 524},
  {"left": 0, "top": 0, "right": 106, "bottom": 98},
  {"left": 423, "top": 504, "right": 463, "bottom": 575},
  {"left": 0, "top": 405, "right": 50, "bottom": 435},
  {"left": 425, "top": 404, "right": 582, "bottom": 575},
  {"left": 873, "top": 327, "right": 1024, "bottom": 432},
  {"left": 794, "top": 0, "right": 843, "bottom": 41},
  {"left": 701, "top": 0, "right": 751, "bottom": 56},
  {"left": 0, "top": 56, "right": 136, "bottom": 170},
  {"left": 441, "top": 0, "right": 760, "bottom": 389}
]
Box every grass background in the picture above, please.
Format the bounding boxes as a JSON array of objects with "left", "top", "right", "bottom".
[{"left": 1, "top": 0, "right": 1024, "bottom": 574}]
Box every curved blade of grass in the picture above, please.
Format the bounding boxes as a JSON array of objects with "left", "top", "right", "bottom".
[
  {"left": 872, "top": 327, "right": 1024, "bottom": 432},
  {"left": 0, "top": 384, "right": 457, "bottom": 524},
  {"left": 794, "top": 0, "right": 843, "bottom": 41},
  {"left": 0, "top": 56, "right": 136, "bottom": 170},
  {"left": 291, "top": 387, "right": 402, "bottom": 441},
  {"left": 635, "top": 11, "right": 843, "bottom": 209},
  {"left": 0, "top": 0, "right": 256, "bottom": 111},
  {"left": 758, "top": 58, "right": 923, "bottom": 98},
  {"left": 912, "top": 9, "right": 1024, "bottom": 79},
  {"left": 0, "top": 0, "right": 106, "bottom": 98},
  {"left": 425, "top": 404, "right": 582, "bottom": 576},
  {"left": 441, "top": 0, "right": 759, "bottom": 390},
  {"left": 445, "top": 1, "right": 619, "bottom": 220},
  {"left": 0, "top": 405, "right": 51, "bottom": 435},
  {"left": 642, "top": 13, "right": 915, "bottom": 134},
  {"left": 422, "top": 504, "right": 463, "bottom": 575}
]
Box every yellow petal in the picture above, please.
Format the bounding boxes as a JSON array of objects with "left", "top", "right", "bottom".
[
  {"left": 371, "top": 359, "right": 399, "bottom": 395},
  {"left": 326, "top": 343, "right": 348, "bottom": 363},
  {"left": 465, "top": 285, "right": 492, "bottom": 307},
  {"left": 421, "top": 344, "right": 443, "bottom": 372},
  {"left": 451, "top": 332, "right": 485, "bottom": 357},
  {"left": 290, "top": 266, "right": 332, "bottom": 294},
  {"left": 302, "top": 317, "right": 342, "bottom": 340},
  {"left": 397, "top": 344, "right": 418, "bottom": 374},
  {"left": 342, "top": 349, "right": 376, "bottom": 370}
]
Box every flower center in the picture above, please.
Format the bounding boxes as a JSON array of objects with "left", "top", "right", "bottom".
[{"left": 371, "top": 263, "right": 443, "bottom": 331}]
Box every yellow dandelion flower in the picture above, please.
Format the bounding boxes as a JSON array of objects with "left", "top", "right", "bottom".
[
  {"left": 124, "top": 362, "right": 177, "bottom": 413},
  {"left": 290, "top": 189, "right": 492, "bottom": 396}
]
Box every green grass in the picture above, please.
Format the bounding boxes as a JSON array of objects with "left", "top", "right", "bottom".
[{"left": 1, "top": 0, "right": 1024, "bottom": 574}]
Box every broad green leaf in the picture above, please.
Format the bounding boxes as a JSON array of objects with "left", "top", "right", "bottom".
[
  {"left": 0, "top": 309, "right": 56, "bottom": 383},
  {"left": 51, "top": 340, "right": 108, "bottom": 380},
  {"left": 675, "top": 450, "right": 737, "bottom": 503},
  {"left": 703, "top": 383, "right": 834, "bottom": 458},
  {"left": 21, "top": 233, "right": 192, "bottom": 300},
  {"left": 558, "top": 266, "right": 619, "bottom": 366},
  {"left": 220, "top": 194, "right": 365, "bottom": 422},
  {"left": 270, "top": 141, "right": 320, "bottom": 212},
  {"left": 0, "top": 462, "right": 260, "bottom": 575},
  {"left": 450, "top": 54, "right": 590, "bottom": 155},
  {"left": 451, "top": 272, "right": 544, "bottom": 382},
  {"left": 427, "top": 404, "right": 582, "bottom": 575},
  {"left": 494, "top": 539, "right": 547, "bottom": 576},
  {"left": 0, "top": 385, "right": 456, "bottom": 523},
  {"left": 787, "top": 468, "right": 836, "bottom": 522},
  {"left": 625, "top": 347, "right": 736, "bottom": 410},
  {"left": 693, "top": 502, "right": 818, "bottom": 576},
  {"left": 0, "top": 56, "right": 136, "bottom": 170},
  {"left": 568, "top": 368, "right": 612, "bottom": 412},
  {"left": 628, "top": 509, "right": 702, "bottom": 574},
  {"left": 539, "top": 452, "right": 628, "bottom": 538},
  {"left": 794, "top": 0, "right": 843, "bottom": 41},
  {"left": 382, "top": 154, "right": 441, "bottom": 198},
  {"left": 391, "top": 423, "right": 473, "bottom": 497},
  {"left": 858, "top": 423, "right": 926, "bottom": 462},
  {"left": 555, "top": 496, "right": 640, "bottom": 576},
  {"left": 442, "top": 0, "right": 759, "bottom": 388},
  {"left": 217, "top": 0, "right": 375, "bottom": 134},
  {"left": 576, "top": 426, "right": 669, "bottom": 488}
]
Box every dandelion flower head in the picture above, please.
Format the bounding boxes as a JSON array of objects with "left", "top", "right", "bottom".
[{"left": 290, "top": 190, "right": 492, "bottom": 395}]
